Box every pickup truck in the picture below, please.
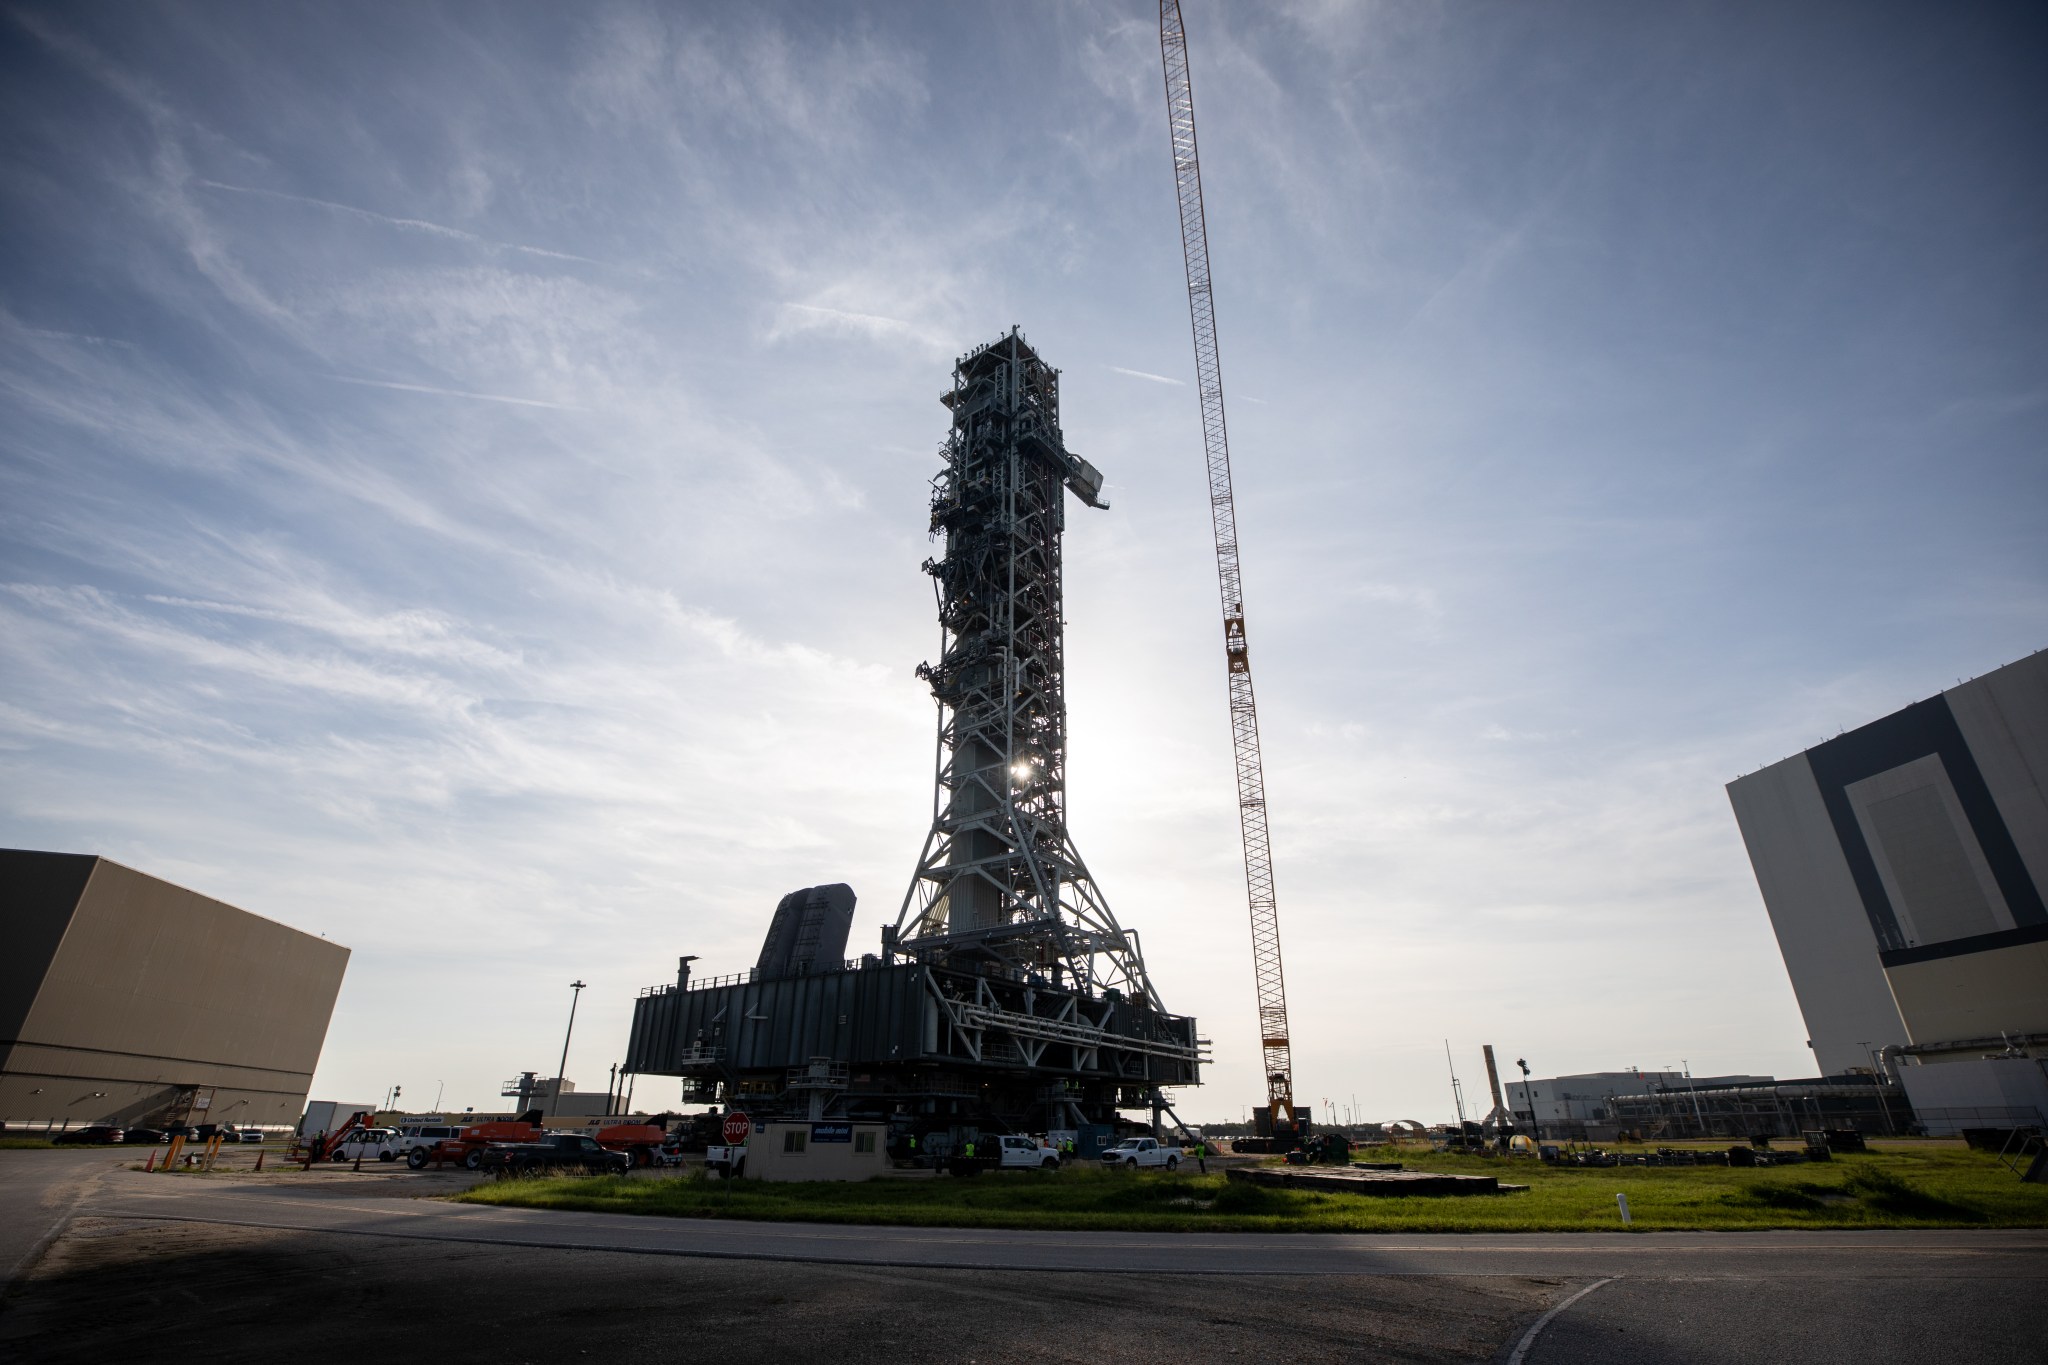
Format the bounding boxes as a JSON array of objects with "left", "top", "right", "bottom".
[
  {"left": 944, "top": 1134, "right": 1062, "bottom": 1176},
  {"left": 994, "top": 1134, "right": 1061, "bottom": 1169},
  {"left": 1100, "top": 1137, "right": 1180, "bottom": 1170},
  {"left": 481, "top": 1133, "right": 632, "bottom": 1178},
  {"left": 594, "top": 1122, "right": 672, "bottom": 1169}
]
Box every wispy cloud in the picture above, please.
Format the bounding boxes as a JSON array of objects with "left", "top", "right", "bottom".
[
  {"left": 21, "top": 328, "right": 135, "bottom": 349},
  {"left": 1108, "top": 365, "right": 1185, "bottom": 386},
  {"left": 766, "top": 301, "right": 947, "bottom": 352},
  {"left": 1348, "top": 582, "right": 1441, "bottom": 616},
  {"left": 196, "top": 179, "right": 606, "bottom": 267},
  {"left": 327, "top": 373, "right": 589, "bottom": 412}
]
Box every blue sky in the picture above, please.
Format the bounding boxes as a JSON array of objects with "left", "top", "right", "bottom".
[{"left": 3, "top": 1, "right": 2042, "bottom": 1123}]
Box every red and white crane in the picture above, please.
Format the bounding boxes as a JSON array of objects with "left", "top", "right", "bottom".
[{"left": 1158, "top": 1, "right": 1301, "bottom": 1139}]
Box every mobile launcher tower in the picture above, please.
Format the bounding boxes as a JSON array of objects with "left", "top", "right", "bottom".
[{"left": 626, "top": 331, "right": 1203, "bottom": 1141}]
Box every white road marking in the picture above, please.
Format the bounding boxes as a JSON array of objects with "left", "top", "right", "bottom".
[{"left": 1506, "top": 1275, "right": 1618, "bottom": 1365}]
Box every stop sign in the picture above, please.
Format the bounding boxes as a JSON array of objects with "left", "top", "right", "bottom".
[{"left": 722, "top": 1111, "right": 752, "bottom": 1145}]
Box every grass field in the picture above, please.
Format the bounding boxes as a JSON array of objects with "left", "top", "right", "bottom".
[{"left": 454, "top": 1144, "right": 2048, "bottom": 1233}]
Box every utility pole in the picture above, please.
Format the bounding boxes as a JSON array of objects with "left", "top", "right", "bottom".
[
  {"left": 1681, "top": 1059, "right": 1707, "bottom": 1137},
  {"left": 551, "top": 980, "right": 586, "bottom": 1121},
  {"left": 1516, "top": 1058, "right": 1543, "bottom": 1144},
  {"left": 1445, "top": 1040, "right": 1468, "bottom": 1124}
]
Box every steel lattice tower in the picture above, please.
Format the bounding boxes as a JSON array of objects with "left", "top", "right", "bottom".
[
  {"left": 1160, "top": 0, "right": 1297, "bottom": 1128},
  {"left": 893, "top": 331, "right": 1163, "bottom": 1009}
]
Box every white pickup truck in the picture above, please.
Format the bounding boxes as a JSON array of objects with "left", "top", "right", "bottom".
[
  {"left": 1099, "top": 1137, "right": 1180, "bottom": 1170},
  {"left": 993, "top": 1135, "right": 1061, "bottom": 1170}
]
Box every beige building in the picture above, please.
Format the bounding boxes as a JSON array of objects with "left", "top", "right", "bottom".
[
  {"left": 1, "top": 850, "right": 349, "bottom": 1132},
  {"left": 744, "top": 1121, "right": 888, "bottom": 1182}
]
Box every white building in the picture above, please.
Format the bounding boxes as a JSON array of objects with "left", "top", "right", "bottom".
[
  {"left": 1504, "top": 1070, "right": 1774, "bottom": 1138},
  {"left": 1728, "top": 650, "right": 2048, "bottom": 1130}
]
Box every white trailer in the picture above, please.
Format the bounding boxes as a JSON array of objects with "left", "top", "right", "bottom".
[{"left": 298, "top": 1101, "right": 379, "bottom": 1138}]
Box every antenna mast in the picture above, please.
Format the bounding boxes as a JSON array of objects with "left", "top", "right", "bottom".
[{"left": 1159, "top": 0, "right": 1297, "bottom": 1129}]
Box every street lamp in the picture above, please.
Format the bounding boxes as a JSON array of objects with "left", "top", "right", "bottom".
[
  {"left": 1516, "top": 1058, "right": 1543, "bottom": 1144},
  {"left": 551, "top": 980, "right": 587, "bottom": 1119}
]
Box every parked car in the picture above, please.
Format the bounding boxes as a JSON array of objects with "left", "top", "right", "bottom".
[
  {"left": 122, "top": 1128, "right": 169, "bottom": 1144},
  {"left": 1100, "top": 1137, "right": 1179, "bottom": 1170},
  {"left": 481, "top": 1133, "right": 632, "bottom": 1178},
  {"left": 409, "top": 1119, "right": 542, "bottom": 1171},
  {"left": 327, "top": 1128, "right": 403, "bottom": 1162},
  {"left": 218, "top": 1125, "right": 267, "bottom": 1144},
  {"left": 53, "top": 1126, "right": 126, "bottom": 1145}
]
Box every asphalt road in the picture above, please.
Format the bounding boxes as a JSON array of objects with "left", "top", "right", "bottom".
[
  {"left": 1522, "top": 1272, "right": 2048, "bottom": 1365},
  {"left": 0, "top": 1148, "right": 125, "bottom": 1287},
  {"left": 67, "top": 1163, "right": 2048, "bottom": 1279},
  {"left": 2, "top": 1154, "right": 2043, "bottom": 1363}
]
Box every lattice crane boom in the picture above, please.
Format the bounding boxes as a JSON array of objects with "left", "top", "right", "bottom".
[{"left": 1158, "top": 0, "right": 1297, "bottom": 1129}]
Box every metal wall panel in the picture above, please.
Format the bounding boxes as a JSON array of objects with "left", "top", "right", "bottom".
[
  {"left": 1949, "top": 651, "right": 2048, "bottom": 902},
  {"left": 1728, "top": 755, "right": 1910, "bottom": 1074},
  {"left": 627, "top": 964, "right": 933, "bottom": 1075},
  {"left": 0, "top": 851, "right": 350, "bottom": 1128}
]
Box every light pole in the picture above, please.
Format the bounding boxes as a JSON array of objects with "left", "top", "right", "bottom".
[
  {"left": 1860, "top": 1040, "right": 1898, "bottom": 1136},
  {"left": 551, "top": 980, "right": 587, "bottom": 1120},
  {"left": 1680, "top": 1059, "right": 1707, "bottom": 1137},
  {"left": 1516, "top": 1058, "right": 1542, "bottom": 1144}
]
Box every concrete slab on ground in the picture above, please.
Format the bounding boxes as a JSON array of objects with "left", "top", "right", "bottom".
[{"left": 1227, "top": 1165, "right": 1519, "bottom": 1196}]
